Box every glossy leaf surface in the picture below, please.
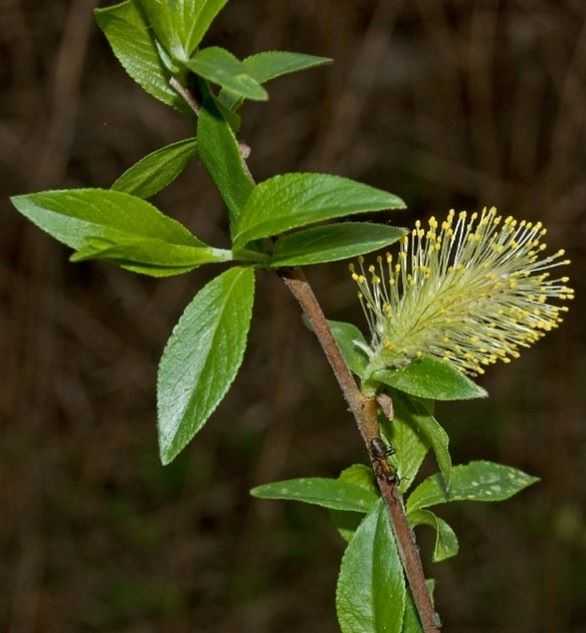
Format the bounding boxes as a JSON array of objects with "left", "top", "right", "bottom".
[
  {"left": 269, "top": 223, "right": 406, "bottom": 267},
  {"left": 187, "top": 47, "right": 268, "bottom": 101},
  {"left": 136, "top": 0, "right": 228, "bottom": 61},
  {"left": 336, "top": 500, "right": 406, "bottom": 633},
  {"left": 95, "top": 1, "right": 183, "bottom": 109},
  {"left": 11, "top": 189, "right": 201, "bottom": 251},
  {"left": 112, "top": 138, "right": 198, "bottom": 199},
  {"left": 220, "top": 50, "right": 332, "bottom": 110},
  {"left": 373, "top": 356, "right": 487, "bottom": 401},
  {"left": 233, "top": 173, "right": 405, "bottom": 250},
  {"left": 197, "top": 86, "right": 255, "bottom": 226},
  {"left": 70, "top": 236, "right": 231, "bottom": 277},
  {"left": 157, "top": 267, "right": 255, "bottom": 464}
]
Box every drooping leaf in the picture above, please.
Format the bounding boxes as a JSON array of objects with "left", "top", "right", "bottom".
[
  {"left": 197, "top": 84, "right": 255, "bottom": 227},
  {"left": 336, "top": 500, "right": 406, "bottom": 633},
  {"left": 157, "top": 267, "right": 255, "bottom": 465},
  {"left": 269, "top": 223, "right": 406, "bottom": 267},
  {"left": 373, "top": 356, "right": 487, "bottom": 402},
  {"left": 408, "top": 510, "right": 459, "bottom": 563},
  {"left": 380, "top": 392, "right": 429, "bottom": 494},
  {"left": 135, "top": 0, "right": 228, "bottom": 61},
  {"left": 251, "top": 477, "right": 378, "bottom": 513},
  {"left": 95, "top": 1, "right": 184, "bottom": 110},
  {"left": 406, "top": 461, "right": 540, "bottom": 514},
  {"left": 70, "top": 235, "right": 231, "bottom": 277},
  {"left": 220, "top": 50, "right": 332, "bottom": 110},
  {"left": 328, "top": 320, "right": 370, "bottom": 378},
  {"left": 186, "top": 47, "right": 268, "bottom": 101},
  {"left": 112, "top": 138, "right": 198, "bottom": 199},
  {"left": 233, "top": 173, "right": 406, "bottom": 250},
  {"left": 10, "top": 189, "right": 202, "bottom": 253}
]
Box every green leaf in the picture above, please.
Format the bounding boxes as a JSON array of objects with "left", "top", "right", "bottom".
[
  {"left": 112, "top": 138, "right": 198, "bottom": 199},
  {"left": 336, "top": 500, "right": 406, "bottom": 633},
  {"left": 415, "top": 415, "right": 451, "bottom": 490},
  {"left": 187, "top": 47, "right": 268, "bottom": 101},
  {"left": 197, "top": 84, "right": 255, "bottom": 227},
  {"left": 214, "top": 97, "right": 242, "bottom": 134},
  {"left": 401, "top": 594, "right": 423, "bottom": 633},
  {"left": 338, "top": 464, "right": 378, "bottom": 495},
  {"left": 330, "top": 464, "right": 380, "bottom": 543},
  {"left": 245, "top": 51, "right": 333, "bottom": 84},
  {"left": 136, "top": 0, "right": 228, "bottom": 61},
  {"left": 269, "top": 223, "right": 406, "bottom": 267},
  {"left": 408, "top": 510, "right": 459, "bottom": 563},
  {"left": 10, "top": 189, "right": 201, "bottom": 253},
  {"left": 381, "top": 392, "right": 429, "bottom": 494},
  {"left": 95, "top": 1, "right": 184, "bottom": 110},
  {"left": 220, "top": 50, "right": 332, "bottom": 110},
  {"left": 401, "top": 582, "right": 437, "bottom": 633},
  {"left": 183, "top": 0, "right": 229, "bottom": 55},
  {"left": 392, "top": 394, "right": 452, "bottom": 489},
  {"left": 70, "top": 235, "right": 231, "bottom": 278},
  {"left": 406, "top": 461, "right": 540, "bottom": 514},
  {"left": 157, "top": 267, "right": 255, "bottom": 465},
  {"left": 373, "top": 356, "right": 488, "bottom": 402},
  {"left": 251, "top": 477, "right": 378, "bottom": 513},
  {"left": 233, "top": 173, "right": 406, "bottom": 250},
  {"left": 328, "top": 320, "right": 370, "bottom": 378},
  {"left": 333, "top": 511, "right": 365, "bottom": 544},
  {"left": 426, "top": 580, "right": 436, "bottom": 605}
]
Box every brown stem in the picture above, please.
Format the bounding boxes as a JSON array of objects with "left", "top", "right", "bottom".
[
  {"left": 280, "top": 268, "right": 440, "bottom": 633},
  {"left": 169, "top": 78, "right": 439, "bottom": 632}
]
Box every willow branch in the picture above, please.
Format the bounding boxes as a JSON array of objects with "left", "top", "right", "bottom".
[
  {"left": 170, "top": 78, "right": 439, "bottom": 633},
  {"left": 279, "top": 268, "right": 440, "bottom": 633}
]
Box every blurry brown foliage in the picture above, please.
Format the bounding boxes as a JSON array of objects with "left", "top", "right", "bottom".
[{"left": 1, "top": 1, "right": 585, "bottom": 632}]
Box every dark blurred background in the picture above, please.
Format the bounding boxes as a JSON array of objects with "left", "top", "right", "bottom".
[{"left": 1, "top": 1, "right": 585, "bottom": 631}]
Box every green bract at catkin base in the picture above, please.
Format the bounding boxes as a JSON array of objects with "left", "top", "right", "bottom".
[{"left": 351, "top": 207, "right": 574, "bottom": 378}]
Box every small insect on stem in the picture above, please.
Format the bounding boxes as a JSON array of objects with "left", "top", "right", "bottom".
[
  {"left": 369, "top": 436, "right": 400, "bottom": 486},
  {"left": 370, "top": 436, "right": 396, "bottom": 459}
]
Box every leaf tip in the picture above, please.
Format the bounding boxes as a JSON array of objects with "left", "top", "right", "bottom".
[
  {"left": 159, "top": 442, "right": 177, "bottom": 467},
  {"left": 9, "top": 193, "right": 26, "bottom": 209}
]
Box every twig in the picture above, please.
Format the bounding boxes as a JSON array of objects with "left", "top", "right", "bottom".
[
  {"left": 169, "top": 77, "right": 200, "bottom": 115},
  {"left": 170, "top": 80, "right": 440, "bottom": 633},
  {"left": 169, "top": 79, "right": 251, "bottom": 159},
  {"left": 279, "top": 268, "right": 440, "bottom": 633}
]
